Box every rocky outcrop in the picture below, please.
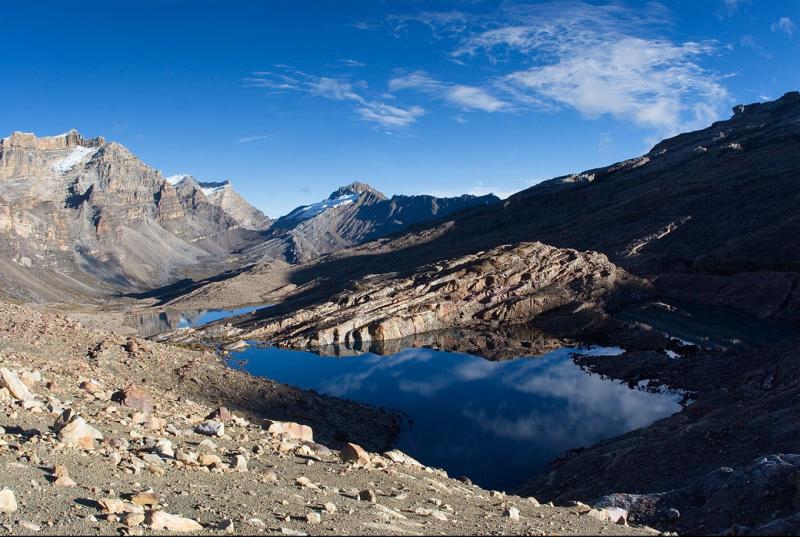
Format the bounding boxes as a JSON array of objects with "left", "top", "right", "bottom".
[
  {"left": 251, "top": 182, "right": 499, "bottom": 263},
  {"left": 238, "top": 241, "right": 648, "bottom": 348}
]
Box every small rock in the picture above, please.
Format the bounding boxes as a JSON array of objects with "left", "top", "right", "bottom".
[
  {"left": 305, "top": 512, "right": 321, "bottom": 524},
  {"left": 195, "top": 420, "right": 224, "bottom": 437},
  {"left": 19, "top": 520, "right": 41, "bottom": 532},
  {"left": 0, "top": 489, "right": 17, "bottom": 513},
  {"left": 131, "top": 491, "right": 159, "bottom": 506},
  {"left": 295, "top": 476, "right": 318, "bottom": 490},
  {"left": 199, "top": 454, "right": 222, "bottom": 467},
  {"left": 504, "top": 506, "right": 520, "bottom": 521},
  {"left": 233, "top": 454, "right": 248, "bottom": 472},
  {"left": 219, "top": 518, "right": 235, "bottom": 533},
  {"left": 323, "top": 502, "right": 337, "bottom": 514},
  {"left": 56, "top": 412, "right": 103, "bottom": 448},
  {"left": 124, "top": 512, "right": 145, "bottom": 527},
  {"left": 666, "top": 508, "right": 680, "bottom": 521},
  {"left": 358, "top": 489, "right": 377, "bottom": 503},
  {"left": 115, "top": 386, "right": 153, "bottom": 414}
]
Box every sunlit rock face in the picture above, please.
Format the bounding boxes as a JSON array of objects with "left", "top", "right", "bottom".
[
  {"left": 0, "top": 130, "right": 261, "bottom": 302},
  {"left": 238, "top": 241, "right": 649, "bottom": 348}
]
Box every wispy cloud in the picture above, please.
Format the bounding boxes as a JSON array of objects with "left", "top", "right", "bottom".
[
  {"left": 245, "top": 68, "right": 425, "bottom": 129},
  {"left": 397, "top": 1, "right": 729, "bottom": 138},
  {"left": 389, "top": 70, "right": 507, "bottom": 112},
  {"left": 718, "top": 0, "right": 749, "bottom": 17},
  {"left": 771, "top": 17, "right": 796, "bottom": 37},
  {"left": 336, "top": 58, "right": 367, "bottom": 68},
  {"left": 235, "top": 134, "right": 273, "bottom": 144}
]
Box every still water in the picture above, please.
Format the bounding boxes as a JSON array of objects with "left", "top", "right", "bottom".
[
  {"left": 128, "top": 306, "right": 266, "bottom": 337},
  {"left": 229, "top": 344, "right": 681, "bottom": 491}
]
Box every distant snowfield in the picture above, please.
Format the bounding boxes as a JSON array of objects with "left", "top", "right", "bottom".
[
  {"left": 52, "top": 146, "right": 97, "bottom": 174},
  {"left": 293, "top": 194, "right": 358, "bottom": 221},
  {"left": 165, "top": 174, "right": 191, "bottom": 186}
]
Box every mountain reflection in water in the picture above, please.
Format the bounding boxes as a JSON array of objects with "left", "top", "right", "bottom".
[
  {"left": 128, "top": 305, "right": 266, "bottom": 337},
  {"left": 230, "top": 344, "right": 681, "bottom": 491}
]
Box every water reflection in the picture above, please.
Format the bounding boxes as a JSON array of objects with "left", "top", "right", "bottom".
[
  {"left": 230, "top": 344, "right": 681, "bottom": 491},
  {"left": 128, "top": 306, "right": 266, "bottom": 337}
]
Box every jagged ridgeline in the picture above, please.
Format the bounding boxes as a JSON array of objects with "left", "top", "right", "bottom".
[{"left": 0, "top": 130, "right": 268, "bottom": 302}]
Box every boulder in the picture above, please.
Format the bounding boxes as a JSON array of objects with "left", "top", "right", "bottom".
[
  {"left": 115, "top": 385, "right": 154, "bottom": 414},
  {"left": 266, "top": 420, "right": 313, "bottom": 442},
  {"left": 0, "top": 367, "right": 33, "bottom": 401},
  {"left": 340, "top": 442, "right": 370, "bottom": 465},
  {"left": 146, "top": 510, "right": 203, "bottom": 532},
  {"left": 55, "top": 411, "right": 103, "bottom": 448}
]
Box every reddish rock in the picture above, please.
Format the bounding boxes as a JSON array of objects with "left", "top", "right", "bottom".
[
  {"left": 205, "top": 406, "right": 233, "bottom": 422},
  {"left": 115, "top": 386, "right": 154, "bottom": 414}
]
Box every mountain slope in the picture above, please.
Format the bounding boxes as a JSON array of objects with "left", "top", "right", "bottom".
[
  {"left": 251, "top": 182, "right": 500, "bottom": 262},
  {"left": 181, "top": 91, "right": 800, "bottom": 325},
  {"left": 0, "top": 130, "right": 261, "bottom": 301}
]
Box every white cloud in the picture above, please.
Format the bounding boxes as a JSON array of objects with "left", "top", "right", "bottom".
[
  {"left": 720, "top": 0, "right": 749, "bottom": 17},
  {"left": 235, "top": 134, "right": 273, "bottom": 144},
  {"left": 442, "top": 2, "right": 729, "bottom": 137},
  {"left": 246, "top": 68, "right": 425, "bottom": 129},
  {"left": 771, "top": 17, "right": 796, "bottom": 36},
  {"left": 389, "top": 70, "right": 507, "bottom": 112}
]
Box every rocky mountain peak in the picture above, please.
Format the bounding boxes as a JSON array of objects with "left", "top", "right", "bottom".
[
  {"left": 0, "top": 129, "right": 105, "bottom": 151},
  {"left": 328, "top": 181, "right": 386, "bottom": 201}
]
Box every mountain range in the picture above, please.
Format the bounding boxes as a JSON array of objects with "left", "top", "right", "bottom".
[{"left": 0, "top": 130, "right": 499, "bottom": 302}]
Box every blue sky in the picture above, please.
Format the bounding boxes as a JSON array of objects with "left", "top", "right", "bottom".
[{"left": 2, "top": 1, "right": 798, "bottom": 217}]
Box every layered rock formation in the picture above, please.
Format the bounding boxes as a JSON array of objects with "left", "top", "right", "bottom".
[
  {"left": 236, "top": 242, "right": 648, "bottom": 348},
  {"left": 250, "top": 182, "right": 499, "bottom": 262},
  {"left": 0, "top": 130, "right": 260, "bottom": 301}
]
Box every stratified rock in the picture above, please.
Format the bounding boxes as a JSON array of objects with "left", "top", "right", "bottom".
[{"left": 244, "top": 241, "right": 645, "bottom": 348}]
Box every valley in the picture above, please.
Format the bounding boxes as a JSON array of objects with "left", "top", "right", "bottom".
[{"left": 1, "top": 92, "right": 799, "bottom": 536}]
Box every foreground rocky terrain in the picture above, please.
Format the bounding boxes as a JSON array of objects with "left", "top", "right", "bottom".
[{"left": 0, "top": 301, "right": 657, "bottom": 536}]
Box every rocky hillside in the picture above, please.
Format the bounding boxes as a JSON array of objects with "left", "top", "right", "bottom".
[
  {"left": 189, "top": 92, "right": 800, "bottom": 325},
  {"left": 250, "top": 182, "right": 499, "bottom": 262},
  {"left": 0, "top": 130, "right": 264, "bottom": 302}
]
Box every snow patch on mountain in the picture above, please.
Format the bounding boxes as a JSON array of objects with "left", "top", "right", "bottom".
[
  {"left": 165, "top": 174, "right": 191, "bottom": 186},
  {"left": 198, "top": 181, "right": 230, "bottom": 197},
  {"left": 52, "top": 146, "right": 97, "bottom": 174},
  {"left": 292, "top": 194, "right": 359, "bottom": 221}
]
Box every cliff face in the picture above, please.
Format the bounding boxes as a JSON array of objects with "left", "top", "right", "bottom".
[{"left": 0, "top": 130, "right": 259, "bottom": 302}]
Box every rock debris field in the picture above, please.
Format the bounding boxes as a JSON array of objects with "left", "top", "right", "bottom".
[{"left": 0, "top": 302, "right": 659, "bottom": 535}]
